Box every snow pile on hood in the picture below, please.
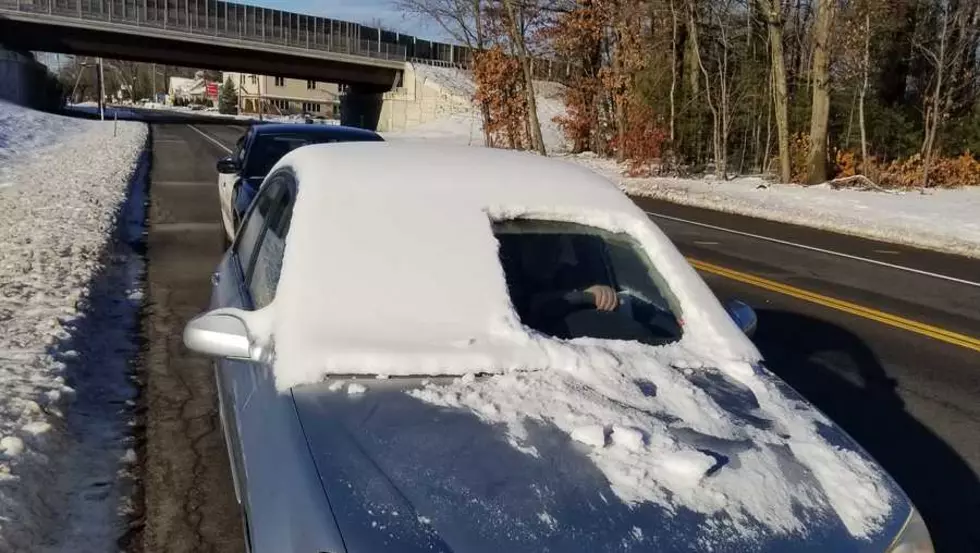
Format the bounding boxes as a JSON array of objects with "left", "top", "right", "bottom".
[
  {"left": 267, "top": 143, "right": 757, "bottom": 388},
  {"left": 0, "top": 101, "right": 147, "bottom": 550},
  {"left": 409, "top": 339, "right": 898, "bottom": 542}
]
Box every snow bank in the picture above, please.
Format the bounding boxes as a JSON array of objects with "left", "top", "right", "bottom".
[
  {"left": 572, "top": 154, "right": 980, "bottom": 258},
  {"left": 384, "top": 65, "right": 570, "bottom": 154},
  {"left": 0, "top": 101, "right": 147, "bottom": 551},
  {"left": 0, "top": 103, "right": 86, "bottom": 187}
]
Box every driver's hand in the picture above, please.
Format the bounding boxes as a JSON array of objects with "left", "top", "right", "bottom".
[{"left": 585, "top": 285, "right": 619, "bottom": 311}]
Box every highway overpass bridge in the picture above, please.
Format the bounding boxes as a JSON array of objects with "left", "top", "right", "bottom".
[
  {"left": 0, "top": 0, "right": 450, "bottom": 87},
  {"left": 0, "top": 0, "right": 481, "bottom": 126}
]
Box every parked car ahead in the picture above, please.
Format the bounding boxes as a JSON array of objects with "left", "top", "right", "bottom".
[
  {"left": 186, "top": 143, "right": 932, "bottom": 553},
  {"left": 214, "top": 123, "right": 383, "bottom": 240}
]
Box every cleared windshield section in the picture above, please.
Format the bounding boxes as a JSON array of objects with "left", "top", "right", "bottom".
[{"left": 494, "top": 219, "right": 682, "bottom": 346}]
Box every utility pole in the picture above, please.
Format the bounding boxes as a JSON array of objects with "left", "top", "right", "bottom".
[
  {"left": 151, "top": 62, "right": 156, "bottom": 101},
  {"left": 258, "top": 76, "right": 264, "bottom": 122},
  {"left": 97, "top": 57, "right": 105, "bottom": 120}
]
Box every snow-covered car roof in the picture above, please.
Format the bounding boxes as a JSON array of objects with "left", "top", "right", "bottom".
[{"left": 258, "top": 142, "right": 757, "bottom": 388}]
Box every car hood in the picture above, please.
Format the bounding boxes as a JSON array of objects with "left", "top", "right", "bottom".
[{"left": 291, "top": 372, "right": 909, "bottom": 553}]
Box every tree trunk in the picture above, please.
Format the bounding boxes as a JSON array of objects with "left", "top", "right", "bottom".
[
  {"left": 502, "top": 0, "right": 546, "bottom": 155},
  {"left": 806, "top": 0, "right": 836, "bottom": 184},
  {"left": 759, "top": 0, "right": 791, "bottom": 183},
  {"left": 859, "top": 13, "right": 870, "bottom": 168},
  {"left": 762, "top": 63, "right": 774, "bottom": 173},
  {"left": 669, "top": 0, "right": 678, "bottom": 143},
  {"left": 717, "top": 11, "right": 731, "bottom": 179},
  {"left": 844, "top": 89, "right": 856, "bottom": 148},
  {"left": 474, "top": 0, "right": 493, "bottom": 148},
  {"left": 613, "top": 29, "right": 626, "bottom": 163},
  {"left": 688, "top": 0, "right": 723, "bottom": 178},
  {"left": 919, "top": 0, "right": 963, "bottom": 188}
]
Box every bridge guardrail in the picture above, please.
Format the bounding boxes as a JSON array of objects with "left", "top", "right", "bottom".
[{"left": 0, "top": 0, "right": 408, "bottom": 62}]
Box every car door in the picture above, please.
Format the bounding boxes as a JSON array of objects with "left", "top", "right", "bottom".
[
  {"left": 211, "top": 172, "right": 289, "bottom": 507},
  {"left": 212, "top": 171, "right": 333, "bottom": 552}
]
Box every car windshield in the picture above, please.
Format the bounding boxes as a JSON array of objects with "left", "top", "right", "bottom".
[
  {"left": 495, "top": 219, "right": 683, "bottom": 346},
  {"left": 244, "top": 132, "right": 380, "bottom": 177}
]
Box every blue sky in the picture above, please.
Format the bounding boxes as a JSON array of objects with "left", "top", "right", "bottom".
[{"left": 246, "top": 0, "right": 448, "bottom": 40}]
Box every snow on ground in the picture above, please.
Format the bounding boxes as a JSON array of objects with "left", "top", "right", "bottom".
[
  {"left": 0, "top": 100, "right": 147, "bottom": 551},
  {"left": 572, "top": 153, "right": 980, "bottom": 258},
  {"left": 383, "top": 65, "right": 570, "bottom": 154},
  {"left": 382, "top": 66, "right": 980, "bottom": 258},
  {"left": 0, "top": 104, "right": 87, "bottom": 187}
]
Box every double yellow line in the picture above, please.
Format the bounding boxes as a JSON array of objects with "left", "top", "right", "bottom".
[{"left": 689, "top": 258, "right": 980, "bottom": 353}]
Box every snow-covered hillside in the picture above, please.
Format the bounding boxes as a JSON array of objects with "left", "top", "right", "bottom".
[
  {"left": 0, "top": 101, "right": 147, "bottom": 551},
  {"left": 384, "top": 64, "right": 571, "bottom": 154}
]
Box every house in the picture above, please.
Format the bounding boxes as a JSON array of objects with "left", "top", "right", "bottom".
[
  {"left": 221, "top": 72, "right": 341, "bottom": 117},
  {"left": 168, "top": 75, "right": 218, "bottom": 105}
]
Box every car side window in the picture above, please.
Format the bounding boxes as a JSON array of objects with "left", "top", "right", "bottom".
[
  {"left": 234, "top": 176, "right": 282, "bottom": 286},
  {"left": 247, "top": 176, "right": 294, "bottom": 308},
  {"left": 234, "top": 133, "right": 247, "bottom": 164}
]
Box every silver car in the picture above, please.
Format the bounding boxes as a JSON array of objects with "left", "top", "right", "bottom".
[{"left": 185, "top": 143, "right": 933, "bottom": 553}]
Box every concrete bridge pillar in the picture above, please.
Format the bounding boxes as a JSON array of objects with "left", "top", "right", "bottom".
[{"left": 340, "top": 84, "right": 385, "bottom": 130}]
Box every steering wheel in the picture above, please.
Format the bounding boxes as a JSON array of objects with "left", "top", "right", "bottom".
[{"left": 561, "top": 289, "right": 630, "bottom": 311}]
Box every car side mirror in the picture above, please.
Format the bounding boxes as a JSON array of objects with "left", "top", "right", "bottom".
[
  {"left": 183, "top": 308, "right": 261, "bottom": 360},
  {"left": 725, "top": 299, "right": 757, "bottom": 338},
  {"left": 216, "top": 157, "right": 240, "bottom": 174}
]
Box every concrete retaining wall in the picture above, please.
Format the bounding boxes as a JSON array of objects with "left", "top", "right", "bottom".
[
  {"left": 376, "top": 63, "right": 473, "bottom": 132},
  {"left": 0, "top": 48, "right": 64, "bottom": 110}
]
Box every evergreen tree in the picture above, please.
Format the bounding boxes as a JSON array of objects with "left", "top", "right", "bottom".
[{"left": 218, "top": 78, "right": 238, "bottom": 115}]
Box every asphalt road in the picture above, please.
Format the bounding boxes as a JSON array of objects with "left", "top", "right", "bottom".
[
  {"left": 141, "top": 122, "right": 980, "bottom": 552},
  {"left": 141, "top": 122, "right": 246, "bottom": 553}
]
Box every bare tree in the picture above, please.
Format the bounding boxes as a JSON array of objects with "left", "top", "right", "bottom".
[
  {"left": 756, "top": 0, "right": 791, "bottom": 183},
  {"left": 806, "top": 0, "right": 837, "bottom": 184},
  {"left": 859, "top": 12, "right": 870, "bottom": 166},
  {"left": 501, "top": 0, "right": 547, "bottom": 155},
  {"left": 915, "top": 0, "right": 980, "bottom": 187},
  {"left": 669, "top": 0, "right": 679, "bottom": 143},
  {"left": 397, "top": 0, "right": 495, "bottom": 146},
  {"left": 687, "top": 0, "right": 729, "bottom": 178}
]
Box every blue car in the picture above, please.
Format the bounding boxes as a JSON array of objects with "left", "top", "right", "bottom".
[
  {"left": 188, "top": 143, "right": 933, "bottom": 553},
  {"left": 215, "top": 123, "right": 383, "bottom": 241}
]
